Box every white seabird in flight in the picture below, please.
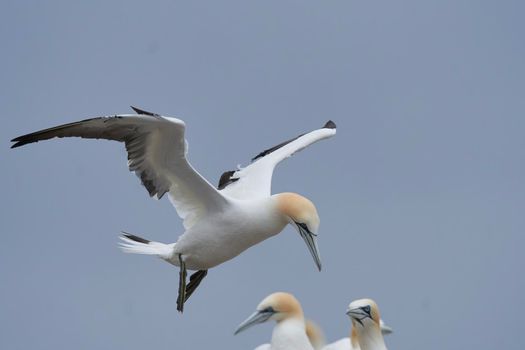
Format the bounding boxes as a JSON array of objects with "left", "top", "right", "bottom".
[
  {"left": 343, "top": 299, "right": 389, "bottom": 350},
  {"left": 235, "top": 292, "right": 313, "bottom": 350},
  {"left": 11, "top": 107, "right": 336, "bottom": 312}
]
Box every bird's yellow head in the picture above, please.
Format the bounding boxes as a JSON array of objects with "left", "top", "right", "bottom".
[
  {"left": 234, "top": 292, "right": 304, "bottom": 335},
  {"left": 346, "top": 298, "right": 382, "bottom": 330},
  {"left": 275, "top": 193, "right": 320, "bottom": 231},
  {"left": 274, "top": 193, "right": 322, "bottom": 271}
]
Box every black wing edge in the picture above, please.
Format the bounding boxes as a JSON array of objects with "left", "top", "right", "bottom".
[
  {"left": 10, "top": 109, "right": 159, "bottom": 149},
  {"left": 250, "top": 120, "right": 336, "bottom": 162},
  {"left": 10, "top": 117, "right": 106, "bottom": 149},
  {"left": 130, "top": 106, "right": 161, "bottom": 117},
  {"left": 121, "top": 232, "right": 151, "bottom": 244},
  {"left": 323, "top": 120, "right": 336, "bottom": 129}
]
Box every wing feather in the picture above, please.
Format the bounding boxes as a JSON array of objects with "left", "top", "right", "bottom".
[
  {"left": 219, "top": 121, "right": 336, "bottom": 199},
  {"left": 11, "top": 111, "right": 228, "bottom": 229}
]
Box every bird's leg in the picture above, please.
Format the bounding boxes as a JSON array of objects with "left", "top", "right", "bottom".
[
  {"left": 176, "top": 254, "right": 187, "bottom": 313},
  {"left": 184, "top": 270, "right": 208, "bottom": 302}
]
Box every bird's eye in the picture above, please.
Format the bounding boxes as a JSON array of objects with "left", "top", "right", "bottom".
[
  {"left": 362, "top": 305, "right": 371, "bottom": 314},
  {"left": 296, "top": 222, "right": 317, "bottom": 236},
  {"left": 296, "top": 222, "right": 309, "bottom": 231},
  {"left": 261, "top": 306, "right": 275, "bottom": 314}
]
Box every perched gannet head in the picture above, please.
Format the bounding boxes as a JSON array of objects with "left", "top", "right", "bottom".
[
  {"left": 346, "top": 299, "right": 382, "bottom": 330},
  {"left": 305, "top": 319, "right": 325, "bottom": 350},
  {"left": 347, "top": 299, "right": 389, "bottom": 350},
  {"left": 274, "top": 192, "right": 322, "bottom": 271},
  {"left": 234, "top": 292, "right": 304, "bottom": 335}
]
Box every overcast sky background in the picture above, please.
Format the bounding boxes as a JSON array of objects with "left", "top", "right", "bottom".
[{"left": 1, "top": 1, "right": 524, "bottom": 349}]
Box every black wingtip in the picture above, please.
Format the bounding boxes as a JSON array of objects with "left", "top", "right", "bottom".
[
  {"left": 323, "top": 120, "right": 336, "bottom": 129},
  {"left": 130, "top": 106, "right": 160, "bottom": 117},
  {"left": 121, "top": 232, "right": 150, "bottom": 244},
  {"left": 10, "top": 136, "right": 32, "bottom": 149}
]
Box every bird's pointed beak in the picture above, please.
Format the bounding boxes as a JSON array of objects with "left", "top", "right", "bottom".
[
  {"left": 297, "top": 224, "right": 322, "bottom": 271},
  {"left": 346, "top": 307, "right": 362, "bottom": 318},
  {"left": 346, "top": 307, "right": 371, "bottom": 327},
  {"left": 234, "top": 310, "right": 274, "bottom": 335}
]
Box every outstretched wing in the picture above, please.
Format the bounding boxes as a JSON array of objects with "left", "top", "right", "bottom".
[
  {"left": 218, "top": 121, "right": 336, "bottom": 199},
  {"left": 11, "top": 107, "right": 229, "bottom": 229}
]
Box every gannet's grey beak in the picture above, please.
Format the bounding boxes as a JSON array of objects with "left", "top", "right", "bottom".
[
  {"left": 297, "top": 223, "right": 322, "bottom": 271},
  {"left": 346, "top": 307, "right": 360, "bottom": 318},
  {"left": 234, "top": 309, "right": 274, "bottom": 335},
  {"left": 346, "top": 306, "right": 373, "bottom": 327},
  {"left": 346, "top": 307, "right": 365, "bottom": 326}
]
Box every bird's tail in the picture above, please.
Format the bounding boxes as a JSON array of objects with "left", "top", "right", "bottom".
[{"left": 119, "top": 232, "right": 173, "bottom": 260}]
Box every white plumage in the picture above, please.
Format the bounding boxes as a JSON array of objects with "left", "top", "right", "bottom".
[
  {"left": 11, "top": 107, "right": 336, "bottom": 312},
  {"left": 322, "top": 319, "right": 393, "bottom": 350}
]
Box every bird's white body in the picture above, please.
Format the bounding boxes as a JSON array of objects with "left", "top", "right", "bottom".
[
  {"left": 169, "top": 196, "right": 287, "bottom": 270},
  {"left": 120, "top": 191, "right": 320, "bottom": 271},
  {"left": 352, "top": 330, "right": 387, "bottom": 350},
  {"left": 268, "top": 318, "right": 314, "bottom": 350},
  {"left": 322, "top": 319, "right": 392, "bottom": 350},
  {"left": 322, "top": 337, "right": 352, "bottom": 350},
  {"left": 253, "top": 319, "right": 314, "bottom": 350}
]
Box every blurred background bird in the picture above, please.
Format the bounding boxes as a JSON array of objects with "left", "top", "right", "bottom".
[
  {"left": 235, "top": 292, "right": 313, "bottom": 350},
  {"left": 344, "top": 299, "right": 389, "bottom": 350}
]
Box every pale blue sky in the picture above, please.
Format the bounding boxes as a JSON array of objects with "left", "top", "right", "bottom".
[{"left": 1, "top": 1, "right": 524, "bottom": 349}]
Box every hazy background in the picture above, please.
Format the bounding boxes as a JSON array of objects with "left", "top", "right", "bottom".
[{"left": 1, "top": 1, "right": 524, "bottom": 349}]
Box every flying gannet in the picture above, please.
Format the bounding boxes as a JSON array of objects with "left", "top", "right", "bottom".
[
  {"left": 322, "top": 318, "right": 392, "bottom": 350},
  {"left": 11, "top": 107, "right": 336, "bottom": 312},
  {"left": 235, "top": 292, "right": 313, "bottom": 350},
  {"left": 343, "top": 299, "right": 389, "bottom": 350}
]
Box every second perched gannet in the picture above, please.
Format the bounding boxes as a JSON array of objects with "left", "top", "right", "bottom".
[
  {"left": 11, "top": 107, "right": 336, "bottom": 312},
  {"left": 343, "top": 299, "right": 388, "bottom": 350},
  {"left": 322, "top": 319, "right": 392, "bottom": 350},
  {"left": 235, "top": 292, "right": 313, "bottom": 350}
]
